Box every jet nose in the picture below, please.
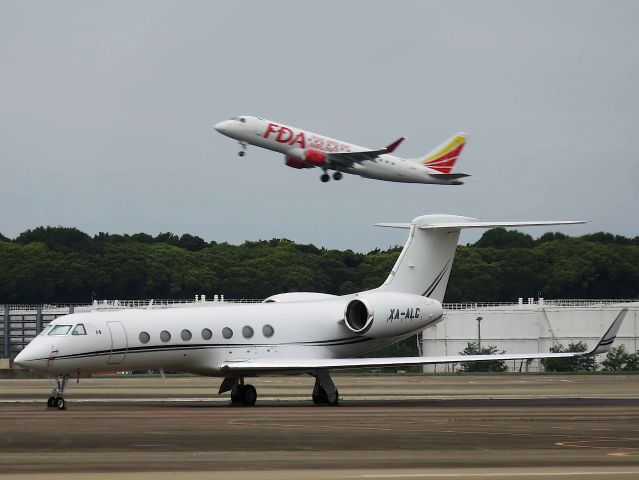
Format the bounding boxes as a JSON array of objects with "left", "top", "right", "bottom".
[
  {"left": 13, "top": 348, "right": 27, "bottom": 369},
  {"left": 13, "top": 342, "right": 48, "bottom": 372},
  {"left": 214, "top": 120, "right": 232, "bottom": 135}
]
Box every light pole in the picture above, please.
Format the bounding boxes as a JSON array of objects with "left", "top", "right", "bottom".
[{"left": 476, "top": 316, "right": 483, "bottom": 350}]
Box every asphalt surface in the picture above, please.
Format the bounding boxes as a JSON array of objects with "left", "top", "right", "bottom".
[{"left": 1, "top": 375, "right": 639, "bottom": 480}]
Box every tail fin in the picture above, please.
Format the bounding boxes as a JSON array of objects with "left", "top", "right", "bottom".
[
  {"left": 420, "top": 132, "right": 467, "bottom": 174},
  {"left": 373, "top": 215, "right": 585, "bottom": 302}
]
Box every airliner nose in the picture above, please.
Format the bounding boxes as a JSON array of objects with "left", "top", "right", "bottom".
[
  {"left": 13, "top": 349, "right": 26, "bottom": 368},
  {"left": 214, "top": 120, "right": 232, "bottom": 135}
]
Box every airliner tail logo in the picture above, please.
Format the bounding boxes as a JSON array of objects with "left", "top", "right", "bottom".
[{"left": 421, "top": 133, "right": 467, "bottom": 174}]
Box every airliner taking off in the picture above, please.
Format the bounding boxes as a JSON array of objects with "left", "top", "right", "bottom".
[
  {"left": 14, "top": 214, "right": 625, "bottom": 410},
  {"left": 214, "top": 116, "right": 470, "bottom": 184}
]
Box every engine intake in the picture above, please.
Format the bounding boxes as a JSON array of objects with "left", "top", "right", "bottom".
[{"left": 344, "top": 298, "right": 373, "bottom": 334}]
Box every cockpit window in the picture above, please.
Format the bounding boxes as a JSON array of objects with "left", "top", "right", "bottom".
[
  {"left": 48, "top": 325, "right": 72, "bottom": 336},
  {"left": 72, "top": 324, "right": 87, "bottom": 336},
  {"left": 39, "top": 325, "right": 53, "bottom": 336}
]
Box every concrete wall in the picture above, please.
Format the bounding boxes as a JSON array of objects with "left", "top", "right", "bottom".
[{"left": 422, "top": 301, "right": 639, "bottom": 372}]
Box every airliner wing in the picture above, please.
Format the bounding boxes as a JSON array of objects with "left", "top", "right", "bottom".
[
  {"left": 220, "top": 309, "right": 626, "bottom": 374},
  {"left": 328, "top": 137, "right": 406, "bottom": 165}
]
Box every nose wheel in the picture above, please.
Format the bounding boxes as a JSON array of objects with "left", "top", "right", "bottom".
[
  {"left": 47, "top": 375, "right": 68, "bottom": 410},
  {"left": 238, "top": 141, "right": 247, "bottom": 157}
]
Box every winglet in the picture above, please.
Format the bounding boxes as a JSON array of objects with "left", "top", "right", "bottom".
[
  {"left": 384, "top": 137, "right": 406, "bottom": 154},
  {"left": 588, "top": 308, "right": 627, "bottom": 355}
]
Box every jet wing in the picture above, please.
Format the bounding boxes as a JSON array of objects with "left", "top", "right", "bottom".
[
  {"left": 220, "top": 310, "right": 626, "bottom": 374},
  {"left": 328, "top": 137, "right": 406, "bottom": 166}
]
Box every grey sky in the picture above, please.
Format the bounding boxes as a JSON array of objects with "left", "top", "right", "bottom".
[{"left": 1, "top": 1, "right": 637, "bottom": 251}]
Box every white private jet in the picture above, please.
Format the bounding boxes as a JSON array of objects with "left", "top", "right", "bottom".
[
  {"left": 214, "top": 116, "right": 470, "bottom": 185},
  {"left": 14, "top": 214, "right": 626, "bottom": 410}
]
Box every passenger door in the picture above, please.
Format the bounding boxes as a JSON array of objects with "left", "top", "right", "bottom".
[{"left": 106, "top": 321, "right": 127, "bottom": 364}]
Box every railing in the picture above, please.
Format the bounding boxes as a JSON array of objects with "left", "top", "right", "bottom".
[
  {"left": 0, "top": 297, "right": 263, "bottom": 313},
  {"left": 3, "top": 298, "right": 638, "bottom": 313},
  {"left": 443, "top": 299, "right": 639, "bottom": 310}
]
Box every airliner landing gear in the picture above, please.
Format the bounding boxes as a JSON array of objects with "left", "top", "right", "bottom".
[
  {"left": 312, "top": 370, "right": 339, "bottom": 406},
  {"left": 47, "top": 375, "right": 68, "bottom": 410},
  {"left": 332, "top": 172, "right": 343, "bottom": 181},
  {"left": 320, "top": 172, "right": 330, "bottom": 182},
  {"left": 238, "top": 141, "right": 247, "bottom": 157},
  {"left": 231, "top": 384, "right": 257, "bottom": 406},
  {"left": 220, "top": 376, "right": 257, "bottom": 406}
]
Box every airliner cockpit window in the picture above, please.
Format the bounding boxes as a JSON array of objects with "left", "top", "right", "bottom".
[
  {"left": 39, "top": 325, "right": 53, "bottom": 336},
  {"left": 48, "top": 325, "right": 72, "bottom": 336},
  {"left": 72, "top": 324, "right": 87, "bottom": 336}
]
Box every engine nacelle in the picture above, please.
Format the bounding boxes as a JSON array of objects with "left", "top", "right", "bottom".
[
  {"left": 285, "top": 156, "right": 312, "bottom": 169},
  {"left": 343, "top": 292, "right": 442, "bottom": 337},
  {"left": 302, "top": 149, "right": 327, "bottom": 166}
]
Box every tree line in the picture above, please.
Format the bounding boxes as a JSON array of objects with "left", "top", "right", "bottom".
[{"left": 0, "top": 226, "right": 638, "bottom": 304}]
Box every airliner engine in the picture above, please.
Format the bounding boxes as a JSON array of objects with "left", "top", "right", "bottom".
[
  {"left": 343, "top": 292, "right": 442, "bottom": 337},
  {"left": 284, "top": 149, "right": 327, "bottom": 168}
]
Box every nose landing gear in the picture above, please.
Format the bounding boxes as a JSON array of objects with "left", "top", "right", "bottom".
[
  {"left": 47, "top": 375, "right": 68, "bottom": 410},
  {"left": 238, "top": 141, "right": 247, "bottom": 157}
]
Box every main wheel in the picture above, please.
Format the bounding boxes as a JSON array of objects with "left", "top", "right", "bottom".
[
  {"left": 241, "top": 384, "right": 257, "bottom": 406},
  {"left": 327, "top": 389, "right": 339, "bottom": 406},
  {"left": 54, "top": 396, "right": 66, "bottom": 410},
  {"left": 320, "top": 173, "right": 330, "bottom": 183},
  {"left": 230, "top": 386, "right": 242, "bottom": 404},
  {"left": 333, "top": 172, "right": 343, "bottom": 181},
  {"left": 47, "top": 396, "right": 55, "bottom": 408},
  {"left": 312, "top": 384, "right": 328, "bottom": 405}
]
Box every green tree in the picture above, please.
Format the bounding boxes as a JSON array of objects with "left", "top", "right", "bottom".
[
  {"left": 601, "top": 345, "right": 631, "bottom": 371},
  {"left": 475, "top": 228, "right": 534, "bottom": 249},
  {"left": 541, "top": 342, "right": 596, "bottom": 372},
  {"left": 459, "top": 342, "right": 507, "bottom": 372}
]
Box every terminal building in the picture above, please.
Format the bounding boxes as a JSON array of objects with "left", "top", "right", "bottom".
[{"left": 2, "top": 297, "right": 639, "bottom": 371}]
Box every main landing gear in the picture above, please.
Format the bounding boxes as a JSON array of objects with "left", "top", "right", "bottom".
[
  {"left": 320, "top": 171, "right": 343, "bottom": 182},
  {"left": 238, "top": 141, "right": 247, "bottom": 157},
  {"left": 47, "top": 375, "right": 68, "bottom": 410},
  {"left": 312, "top": 370, "right": 339, "bottom": 406},
  {"left": 219, "top": 376, "right": 257, "bottom": 406},
  {"left": 219, "top": 371, "right": 339, "bottom": 406}
]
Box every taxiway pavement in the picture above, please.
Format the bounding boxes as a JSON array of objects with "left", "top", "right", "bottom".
[{"left": 1, "top": 374, "right": 638, "bottom": 479}]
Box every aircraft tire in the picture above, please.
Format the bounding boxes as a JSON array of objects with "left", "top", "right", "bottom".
[
  {"left": 320, "top": 173, "right": 330, "bottom": 183},
  {"left": 54, "top": 396, "right": 66, "bottom": 410},
  {"left": 312, "top": 385, "right": 328, "bottom": 405},
  {"left": 241, "top": 384, "right": 257, "bottom": 406},
  {"left": 333, "top": 172, "right": 343, "bottom": 181},
  {"left": 327, "top": 389, "right": 339, "bottom": 406},
  {"left": 230, "top": 386, "right": 242, "bottom": 404},
  {"left": 47, "top": 396, "right": 55, "bottom": 408}
]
